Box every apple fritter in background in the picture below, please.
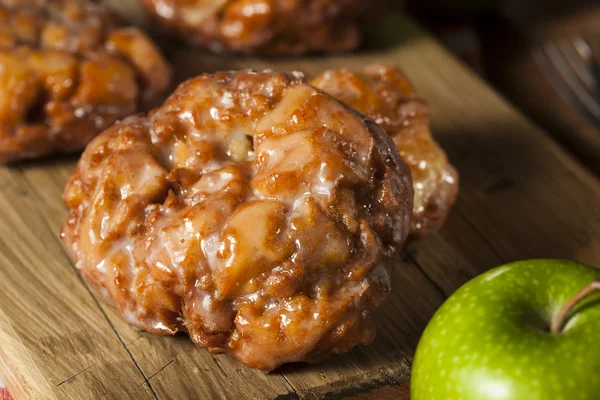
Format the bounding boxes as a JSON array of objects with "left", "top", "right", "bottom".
[
  {"left": 313, "top": 64, "right": 459, "bottom": 236},
  {"left": 137, "top": 0, "right": 385, "bottom": 55},
  {"left": 0, "top": 0, "right": 171, "bottom": 164}
]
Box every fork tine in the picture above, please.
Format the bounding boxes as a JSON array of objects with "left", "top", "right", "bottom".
[
  {"left": 533, "top": 48, "right": 600, "bottom": 130},
  {"left": 558, "top": 38, "right": 596, "bottom": 91},
  {"left": 543, "top": 41, "right": 600, "bottom": 124},
  {"left": 589, "top": 40, "right": 600, "bottom": 101}
]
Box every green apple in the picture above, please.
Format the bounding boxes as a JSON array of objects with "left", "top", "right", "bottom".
[{"left": 411, "top": 259, "right": 600, "bottom": 400}]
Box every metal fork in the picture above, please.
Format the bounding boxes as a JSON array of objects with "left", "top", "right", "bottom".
[{"left": 533, "top": 36, "right": 600, "bottom": 130}]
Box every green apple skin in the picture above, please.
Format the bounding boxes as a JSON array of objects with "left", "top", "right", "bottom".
[{"left": 411, "top": 259, "right": 600, "bottom": 400}]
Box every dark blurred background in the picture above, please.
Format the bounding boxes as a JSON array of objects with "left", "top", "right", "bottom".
[{"left": 405, "top": 0, "right": 600, "bottom": 174}]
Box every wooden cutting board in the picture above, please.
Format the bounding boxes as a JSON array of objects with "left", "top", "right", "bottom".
[{"left": 2, "top": 2, "right": 600, "bottom": 399}]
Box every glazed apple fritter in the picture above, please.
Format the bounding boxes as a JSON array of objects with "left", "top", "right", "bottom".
[
  {"left": 137, "top": 0, "right": 382, "bottom": 55},
  {"left": 0, "top": 0, "right": 171, "bottom": 164},
  {"left": 61, "top": 70, "right": 413, "bottom": 371},
  {"left": 312, "top": 64, "right": 459, "bottom": 236}
]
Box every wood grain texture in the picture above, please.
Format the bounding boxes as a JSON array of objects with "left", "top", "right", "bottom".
[
  {"left": 1, "top": 1, "right": 600, "bottom": 399},
  {"left": 343, "top": 381, "right": 410, "bottom": 400},
  {"left": 0, "top": 166, "right": 155, "bottom": 399}
]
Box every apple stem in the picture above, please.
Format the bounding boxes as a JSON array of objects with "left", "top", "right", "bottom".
[{"left": 550, "top": 279, "right": 600, "bottom": 334}]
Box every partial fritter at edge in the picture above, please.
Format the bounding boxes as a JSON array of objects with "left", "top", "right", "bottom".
[
  {"left": 0, "top": 0, "right": 171, "bottom": 164},
  {"left": 313, "top": 64, "right": 459, "bottom": 236},
  {"left": 137, "top": 0, "right": 386, "bottom": 55},
  {"left": 61, "top": 70, "right": 414, "bottom": 371}
]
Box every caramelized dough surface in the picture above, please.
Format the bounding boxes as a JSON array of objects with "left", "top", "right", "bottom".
[
  {"left": 62, "top": 70, "right": 413, "bottom": 371},
  {"left": 0, "top": 0, "right": 171, "bottom": 163},
  {"left": 312, "top": 64, "right": 459, "bottom": 236},
  {"left": 138, "top": 0, "right": 381, "bottom": 54}
]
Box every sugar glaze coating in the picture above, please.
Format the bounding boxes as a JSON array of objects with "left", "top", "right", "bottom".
[{"left": 62, "top": 70, "right": 413, "bottom": 371}]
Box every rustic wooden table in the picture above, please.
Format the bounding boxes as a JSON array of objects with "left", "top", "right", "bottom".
[{"left": 2, "top": 1, "right": 600, "bottom": 399}]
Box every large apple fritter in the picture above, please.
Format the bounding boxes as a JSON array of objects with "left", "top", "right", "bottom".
[
  {"left": 312, "top": 64, "right": 459, "bottom": 236},
  {"left": 0, "top": 0, "right": 171, "bottom": 164},
  {"left": 137, "top": 0, "right": 382, "bottom": 55},
  {"left": 61, "top": 70, "right": 413, "bottom": 371}
]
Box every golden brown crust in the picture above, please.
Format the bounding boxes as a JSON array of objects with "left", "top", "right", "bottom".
[
  {"left": 312, "top": 64, "right": 459, "bottom": 236},
  {"left": 0, "top": 0, "right": 171, "bottom": 164},
  {"left": 61, "top": 70, "right": 413, "bottom": 371},
  {"left": 138, "top": 0, "right": 382, "bottom": 55}
]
